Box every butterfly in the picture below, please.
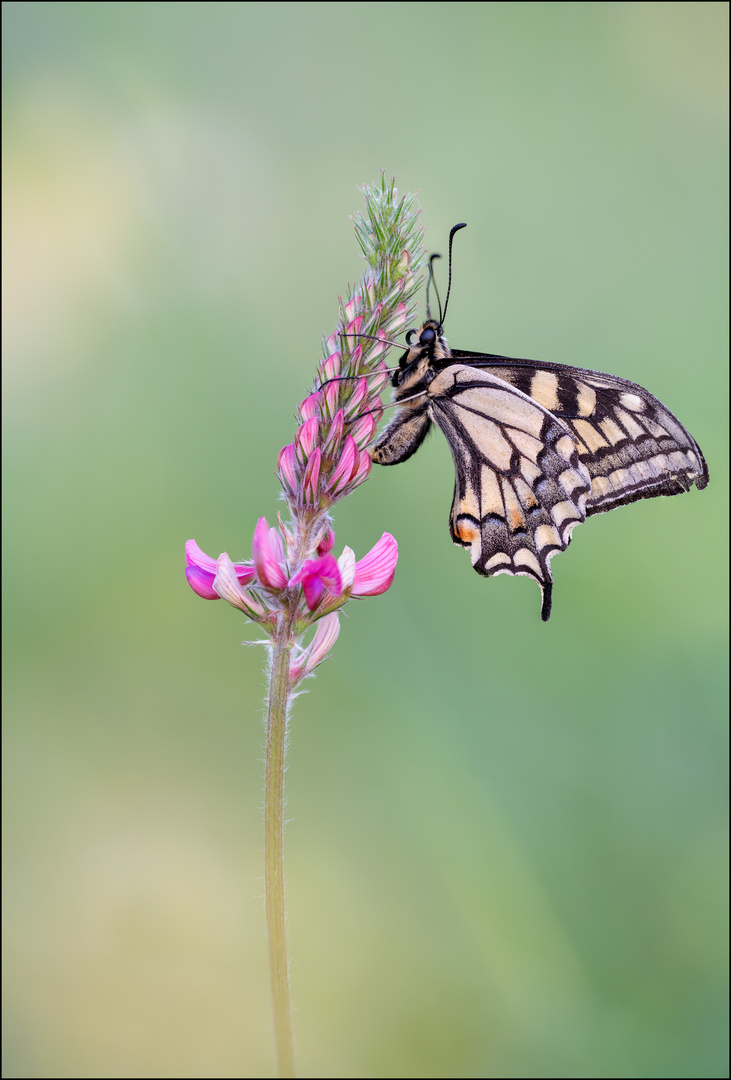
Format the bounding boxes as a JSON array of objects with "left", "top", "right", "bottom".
[{"left": 371, "top": 224, "right": 709, "bottom": 620}]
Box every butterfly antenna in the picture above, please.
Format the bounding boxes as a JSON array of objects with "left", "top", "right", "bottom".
[
  {"left": 440, "top": 222, "right": 467, "bottom": 327},
  {"left": 426, "top": 253, "right": 443, "bottom": 322}
]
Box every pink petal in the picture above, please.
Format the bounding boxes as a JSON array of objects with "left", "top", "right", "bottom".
[
  {"left": 185, "top": 564, "right": 219, "bottom": 599},
  {"left": 304, "top": 612, "right": 341, "bottom": 670},
  {"left": 299, "top": 392, "right": 321, "bottom": 421},
  {"left": 368, "top": 364, "right": 389, "bottom": 395},
  {"left": 277, "top": 443, "right": 299, "bottom": 491},
  {"left": 301, "top": 574, "right": 324, "bottom": 610},
  {"left": 214, "top": 553, "right": 266, "bottom": 618},
  {"left": 323, "top": 380, "right": 340, "bottom": 417},
  {"left": 323, "top": 410, "right": 344, "bottom": 454},
  {"left": 252, "top": 518, "right": 288, "bottom": 589},
  {"left": 337, "top": 546, "right": 356, "bottom": 591},
  {"left": 344, "top": 317, "right": 363, "bottom": 341},
  {"left": 185, "top": 538, "right": 216, "bottom": 574},
  {"left": 185, "top": 539, "right": 254, "bottom": 592},
  {"left": 349, "top": 413, "right": 376, "bottom": 448},
  {"left": 344, "top": 376, "right": 368, "bottom": 418},
  {"left": 352, "top": 533, "right": 398, "bottom": 595},
  {"left": 318, "top": 528, "right": 335, "bottom": 555},
  {"left": 289, "top": 554, "right": 342, "bottom": 611},
  {"left": 349, "top": 451, "right": 372, "bottom": 489},
  {"left": 295, "top": 416, "right": 319, "bottom": 462},
  {"left": 289, "top": 612, "right": 341, "bottom": 681},
  {"left": 322, "top": 352, "right": 341, "bottom": 380},
  {"left": 328, "top": 435, "right": 357, "bottom": 494},
  {"left": 303, "top": 447, "right": 321, "bottom": 505},
  {"left": 366, "top": 328, "right": 388, "bottom": 360},
  {"left": 385, "top": 301, "right": 408, "bottom": 334},
  {"left": 314, "top": 554, "right": 342, "bottom": 594}
]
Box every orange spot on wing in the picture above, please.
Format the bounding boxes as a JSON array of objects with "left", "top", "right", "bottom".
[{"left": 456, "top": 521, "right": 479, "bottom": 543}]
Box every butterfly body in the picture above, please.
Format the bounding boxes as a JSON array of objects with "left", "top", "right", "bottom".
[{"left": 372, "top": 319, "right": 708, "bottom": 621}]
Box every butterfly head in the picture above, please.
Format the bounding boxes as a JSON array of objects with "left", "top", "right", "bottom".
[{"left": 392, "top": 319, "right": 451, "bottom": 388}]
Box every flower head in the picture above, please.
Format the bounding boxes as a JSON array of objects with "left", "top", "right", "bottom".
[
  {"left": 185, "top": 539, "right": 255, "bottom": 600},
  {"left": 186, "top": 175, "right": 419, "bottom": 677}
]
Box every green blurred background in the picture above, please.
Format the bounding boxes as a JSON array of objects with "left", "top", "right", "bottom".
[{"left": 3, "top": 3, "right": 728, "bottom": 1077}]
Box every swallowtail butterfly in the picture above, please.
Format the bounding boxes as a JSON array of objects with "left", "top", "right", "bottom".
[{"left": 371, "top": 224, "right": 709, "bottom": 620}]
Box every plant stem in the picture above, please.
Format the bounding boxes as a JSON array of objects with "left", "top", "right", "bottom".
[{"left": 264, "top": 636, "right": 296, "bottom": 1078}]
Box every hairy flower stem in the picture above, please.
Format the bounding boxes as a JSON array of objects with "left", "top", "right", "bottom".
[{"left": 264, "top": 635, "right": 296, "bottom": 1078}]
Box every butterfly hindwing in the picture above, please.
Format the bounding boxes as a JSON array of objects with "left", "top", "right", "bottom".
[{"left": 427, "top": 366, "right": 591, "bottom": 620}]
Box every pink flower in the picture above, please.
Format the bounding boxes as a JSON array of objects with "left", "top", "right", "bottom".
[
  {"left": 322, "top": 410, "right": 344, "bottom": 455},
  {"left": 289, "top": 554, "right": 342, "bottom": 611},
  {"left": 343, "top": 376, "right": 368, "bottom": 418},
  {"left": 289, "top": 612, "right": 341, "bottom": 682},
  {"left": 322, "top": 351, "right": 341, "bottom": 380},
  {"left": 344, "top": 316, "right": 362, "bottom": 337},
  {"left": 277, "top": 443, "right": 298, "bottom": 492},
  {"left": 349, "top": 413, "right": 377, "bottom": 448},
  {"left": 214, "top": 553, "right": 266, "bottom": 619},
  {"left": 299, "top": 392, "right": 321, "bottom": 421},
  {"left": 302, "top": 448, "right": 321, "bottom": 505},
  {"left": 185, "top": 539, "right": 254, "bottom": 600},
  {"left": 340, "top": 532, "right": 398, "bottom": 596},
  {"left": 328, "top": 435, "right": 358, "bottom": 495},
  {"left": 348, "top": 451, "right": 371, "bottom": 490},
  {"left": 295, "top": 417, "right": 319, "bottom": 462},
  {"left": 252, "top": 518, "right": 288, "bottom": 589}
]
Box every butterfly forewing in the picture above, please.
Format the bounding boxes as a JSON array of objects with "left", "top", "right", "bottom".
[{"left": 458, "top": 357, "right": 709, "bottom": 515}]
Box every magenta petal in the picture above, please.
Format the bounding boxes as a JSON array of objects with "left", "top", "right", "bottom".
[
  {"left": 185, "top": 537, "right": 250, "bottom": 587},
  {"left": 305, "top": 612, "right": 341, "bottom": 670},
  {"left": 314, "top": 554, "right": 342, "bottom": 594},
  {"left": 296, "top": 416, "right": 319, "bottom": 460},
  {"left": 289, "top": 554, "right": 342, "bottom": 610},
  {"left": 299, "top": 391, "right": 321, "bottom": 421},
  {"left": 185, "top": 538, "right": 217, "bottom": 573},
  {"left": 289, "top": 611, "right": 341, "bottom": 683},
  {"left": 301, "top": 575, "right": 325, "bottom": 610},
  {"left": 235, "top": 564, "right": 257, "bottom": 587},
  {"left": 185, "top": 565, "right": 219, "bottom": 599},
  {"left": 323, "top": 381, "right": 340, "bottom": 417},
  {"left": 303, "top": 447, "right": 321, "bottom": 504},
  {"left": 349, "top": 451, "right": 372, "bottom": 489},
  {"left": 352, "top": 533, "right": 398, "bottom": 595},
  {"left": 328, "top": 435, "right": 357, "bottom": 493},
  {"left": 252, "top": 518, "right": 288, "bottom": 589},
  {"left": 322, "top": 351, "right": 341, "bottom": 380},
  {"left": 350, "top": 413, "right": 376, "bottom": 448}
]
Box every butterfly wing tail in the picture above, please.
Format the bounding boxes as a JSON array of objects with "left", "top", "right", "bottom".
[{"left": 447, "top": 415, "right": 592, "bottom": 621}]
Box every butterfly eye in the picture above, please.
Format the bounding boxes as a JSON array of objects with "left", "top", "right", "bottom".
[
  {"left": 405, "top": 329, "right": 416, "bottom": 345},
  {"left": 419, "top": 327, "right": 436, "bottom": 345}
]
